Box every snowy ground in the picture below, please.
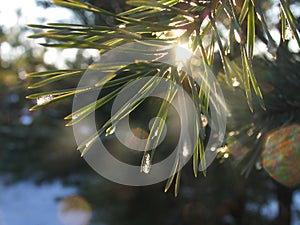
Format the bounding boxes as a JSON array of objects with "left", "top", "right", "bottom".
[{"left": 0, "top": 180, "right": 76, "bottom": 225}]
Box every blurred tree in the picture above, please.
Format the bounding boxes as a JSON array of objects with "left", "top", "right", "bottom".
[
  {"left": 0, "top": 7, "right": 92, "bottom": 182},
  {"left": 224, "top": 44, "right": 300, "bottom": 225},
  {"left": 1, "top": 1, "right": 299, "bottom": 225}
]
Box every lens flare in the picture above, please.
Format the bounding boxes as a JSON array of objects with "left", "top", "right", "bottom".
[{"left": 175, "top": 43, "right": 193, "bottom": 63}]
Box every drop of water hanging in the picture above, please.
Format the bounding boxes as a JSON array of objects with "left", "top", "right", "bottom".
[
  {"left": 72, "top": 115, "right": 78, "bottom": 120},
  {"left": 223, "top": 153, "right": 229, "bottom": 158},
  {"left": 151, "top": 129, "right": 159, "bottom": 140},
  {"left": 231, "top": 77, "right": 240, "bottom": 87},
  {"left": 201, "top": 114, "right": 208, "bottom": 127},
  {"left": 105, "top": 126, "right": 116, "bottom": 136},
  {"left": 256, "top": 161, "right": 262, "bottom": 170},
  {"left": 141, "top": 153, "right": 151, "bottom": 174},
  {"left": 36, "top": 95, "right": 53, "bottom": 105},
  {"left": 217, "top": 146, "right": 228, "bottom": 154},
  {"left": 118, "top": 23, "right": 126, "bottom": 29},
  {"left": 256, "top": 132, "right": 262, "bottom": 139}
]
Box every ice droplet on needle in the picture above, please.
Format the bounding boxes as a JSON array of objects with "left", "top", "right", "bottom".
[
  {"left": 231, "top": 77, "right": 240, "bottom": 87},
  {"left": 105, "top": 126, "right": 116, "bottom": 136},
  {"left": 201, "top": 114, "right": 208, "bottom": 127},
  {"left": 36, "top": 95, "right": 53, "bottom": 105},
  {"left": 141, "top": 153, "right": 151, "bottom": 174}
]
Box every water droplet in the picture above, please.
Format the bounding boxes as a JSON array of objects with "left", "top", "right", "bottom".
[
  {"left": 141, "top": 153, "right": 151, "bottom": 174},
  {"left": 256, "top": 132, "right": 262, "bottom": 139},
  {"left": 72, "top": 115, "right": 78, "bottom": 120},
  {"left": 189, "top": 1, "right": 197, "bottom": 6},
  {"left": 231, "top": 77, "right": 240, "bottom": 87},
  {"left": 36, "top": 95, "right": 53, "bottom": 105},
  {"left": 285, "top": 25, "right": 294, "bottom": 40},
  {"left": 105, "top": 126, "right": 116, "bottom": 136},
  {"left": 228, "top": 131, "right": 236, "bottom": 136},
  {"left": 218, "top": 146, "right": 228, "bottom": 153},
  {"left": 255, "top": 161, "right": 262, "bottom": 170},
  {"left": 85, "top": 140, "right": 93, "bottom": 149},
  {"left": 223, "top": 153, "right": 229, "bottom": 158},
  {"left": 201, "top": 114, "right": 208, "bottom": 127},
  {"left": 151, "top": 129, "right": 159, "bottom": 140},
  {"left": 118, "top": 23, "right": 126, "bottom": 29}
]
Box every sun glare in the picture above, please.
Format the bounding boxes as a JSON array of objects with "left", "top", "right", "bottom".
[{"left": 175, "top": 43, "right": 193, "bottom": 63}]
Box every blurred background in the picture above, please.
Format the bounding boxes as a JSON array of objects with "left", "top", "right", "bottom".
[{"left": 0, "top": 0, "right": 299, "bottom": 225}]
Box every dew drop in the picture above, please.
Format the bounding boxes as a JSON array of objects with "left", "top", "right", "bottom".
[
  {"left": 201, "top": 114, "right": 208, "bottom": 127},
  {"left": 189, "top": 1, "right": 197, "bottom": 7},
  {"left": 223, "top": 153, "right": 229, "bottom": 158},
  {"left": 255, "top": 161, "right": 262, "bottom": 170},
  {"left": 228, "top": 131, "right": 236, "bottom": 136},
  {"left": 256, "top": 132, "right": 262, "bottom": 139},
  {"left": 36, "top": 95, "right": 53, "bottom": 105},
  {"left": 141, "top": 153, "right": 151, "bottom": 174},
  {"left": 72, "top": 115, "right": 78, "bottom": 120},
  {"left": 218, "top": 146, "right": 228, "bottom": 153},
  {"left": 151, "top": 129, "right": 159, "bottom": 140},
  {"left": 105, "top": 126, "right": 116, "bottom": 136},
  {"left": 231, "top": 77, "right": 240, "bottom": 87},
  {"left": 118, "top": 23, "right": 126, "bottom": 29},
  {"left": 83, "top": 140, "right": 94, "bottom": 153}
]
